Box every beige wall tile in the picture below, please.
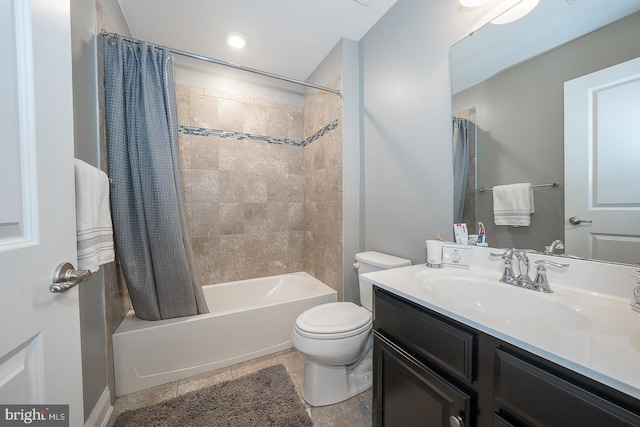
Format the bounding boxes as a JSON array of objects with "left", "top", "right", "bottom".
[
  {"left": 220, "top": 203, "right": 245, "bottom": 235},
  {"left": 190, "top": 135, "right": 219, "bottom": 169},
  {"left": 288, "top": 203, "right": 304, "bottom": 231},
  {"left": 178, "top": 133, "right": 191, "bottom": 170},
  {"left": 244, "top": 142, "right": 271, "bottom": 173},
  {"left": 190, "top": 94, "right": 217, "bottom": 128},
  {"left": 219, "top": 170, "right": 245, "bottom": 203},
  {"left": 191, "top": 236, "right": 220, "bottom": 285},
  {"left": 269, "top": 144, "right": 289, "bottom": 174},
  {"left": 191, "top": 169, "right": 219, "bottom": 202},
  {"left": 244, "top": 171, "right": 268, "bottom": 203},
  {"left": 218, "top": 139, "right": 244, "bottom": 171},
  {"left": 218, "top": 98, "right": 243, "bottom": 132},
  {"left": 245, "top": 203, "right": 268, "bottom": 234},
  {"left": 190, "top": 203, "right": 220, "bottom": 238},
  {"left": 286, "top": 111, "right": 304, "bottom": 140},
  {"left": 267, "top": 231, "right": 289, "bottom": 261},
  {"left": 266, "top": 107, "right": 288, "bottom": 138},
  {"left": 243, "top": 103, "right": 266, "bottom": 135},
  {"left": 245, "top": 232, "right": 268, "bottom": 264},
  {"left": 267, "top": 202, "right": 289, "bottom": 232}
]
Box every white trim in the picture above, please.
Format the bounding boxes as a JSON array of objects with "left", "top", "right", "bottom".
[{"left": 84, "top": 387, "right": 113, "bottom": 427}]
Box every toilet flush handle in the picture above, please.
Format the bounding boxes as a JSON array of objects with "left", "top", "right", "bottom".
[{"left": 353, "top": 262, "right": 359, "bottom": 269}]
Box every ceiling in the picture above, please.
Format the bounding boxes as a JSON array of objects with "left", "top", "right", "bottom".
[{"left": 104, "top": 0, "right": 398, "bottom": 82}]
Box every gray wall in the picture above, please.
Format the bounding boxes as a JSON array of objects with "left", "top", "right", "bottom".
[
  {"left": 453, "top": 11, "right": 640, "bottom": 252},
  {"left": 70, "top": 0, "right": 108, "bottom": 421},
  {"left": 340, "top": 39, "right": 362, "bottom": 303},
  {"left": 360, "top": 0, "right": 480, "bottom": 264}
]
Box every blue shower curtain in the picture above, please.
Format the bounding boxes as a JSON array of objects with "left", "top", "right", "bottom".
[
  {"left": 453, "top": 118, "right": 470, "bottom": 224},
  {"left": 102, "top": 35, "right": 208, "bottom": 320}
]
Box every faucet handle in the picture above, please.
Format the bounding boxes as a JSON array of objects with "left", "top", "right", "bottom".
[
  {"left": 533, "top": 260, "right": 569, "bottom": 293},
  {"left": 499, "top": 258, "right": 516, "bottom": 285},
  {"left": 490, "top": 248, "right": 515, "bottom": 260},
  {"left": 535, "top": 259, "right": 569, "bottom": 269}
]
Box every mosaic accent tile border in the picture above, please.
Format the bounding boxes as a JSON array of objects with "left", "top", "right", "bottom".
[{"left": 179, "top": 119, "right": 338, "bottom": 148}]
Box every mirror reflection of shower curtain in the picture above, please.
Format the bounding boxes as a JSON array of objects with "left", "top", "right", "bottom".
[
  {"left": 453, "top": 118, "right": 470, "bottom": 223},
  {"left": 103, "top": 35, "right": 208, "bottom": 320}
]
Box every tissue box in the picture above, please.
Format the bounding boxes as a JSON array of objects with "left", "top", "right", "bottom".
[{"left": 442, "top": 243, "right": 470, "bottom": 268}]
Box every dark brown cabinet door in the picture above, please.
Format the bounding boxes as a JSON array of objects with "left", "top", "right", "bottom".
[
  {"left": 494, "top": 348, "right": 640, "bottom": 427},
  {"left": 374, "top": 332, "right": 471, "bottom": 427}
]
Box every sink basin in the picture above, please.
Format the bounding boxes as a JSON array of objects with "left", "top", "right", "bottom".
[{"left": 417, "top": 270, "right": 593, "bottom": 330}]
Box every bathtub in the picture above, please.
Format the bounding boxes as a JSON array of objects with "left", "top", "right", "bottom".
[{"left": 112, "top": 272, "right": 337, "bottom": 396}]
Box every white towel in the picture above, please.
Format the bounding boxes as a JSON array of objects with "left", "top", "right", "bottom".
[
  {"left": 74, "top": 159, "right": 115, "bottom": 272},
  {"left": 493, "top": 183, "right": 535, "bottom": 227}
]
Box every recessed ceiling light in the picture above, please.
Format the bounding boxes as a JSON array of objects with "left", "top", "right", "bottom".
[{"left": 227, "top": 33, "right": 246, "bottom": 49}]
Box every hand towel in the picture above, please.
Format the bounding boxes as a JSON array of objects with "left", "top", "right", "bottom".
[
  {"left": 493, "top": 183, "right": 535, "bottom": 227},
  {"left": 74, "top": 159, "right": 115, "bottom": 272}
]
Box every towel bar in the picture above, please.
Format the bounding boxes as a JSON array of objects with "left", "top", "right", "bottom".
[{"left": 478, "top": 182, "right": 558, "bottom": 193}]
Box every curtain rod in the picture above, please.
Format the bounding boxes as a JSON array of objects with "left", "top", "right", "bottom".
[{"left": 100, "top": 31, "right": 342, "bottom": 96}]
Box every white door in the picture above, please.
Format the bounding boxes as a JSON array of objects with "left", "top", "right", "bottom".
[
  {"left": 564, "top": 56, "right": 640, "bottom": 264},
  {"left": 0, "top": 0, "right": 83, "bottom": 424}
]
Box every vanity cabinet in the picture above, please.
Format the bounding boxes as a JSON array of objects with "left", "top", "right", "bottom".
[
  {"left": 494, "top": 348, "right": 640, "bottom": 426},
  {"left": 373, "top": 333, "right": 470, "bottom": 426},
  {"left": 373, "top": 287, "right": 640, "bottom": 427}
]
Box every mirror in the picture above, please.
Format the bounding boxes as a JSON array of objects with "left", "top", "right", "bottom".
[{"left": 451, "top": 0, "right": 640, "bottom": 263}]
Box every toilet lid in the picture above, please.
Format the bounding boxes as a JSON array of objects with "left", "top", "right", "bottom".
[{"left": 295, "top": 302, "right": 372, "bottom": 337}]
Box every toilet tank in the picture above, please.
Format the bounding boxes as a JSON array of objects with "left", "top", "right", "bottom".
[{"left": 355, "top": 251, "right": 411, "bottom": 311}]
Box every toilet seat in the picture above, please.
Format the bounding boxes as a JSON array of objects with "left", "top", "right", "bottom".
[{"left": 295, "top": 302, "right": 372, "bottom": 340}]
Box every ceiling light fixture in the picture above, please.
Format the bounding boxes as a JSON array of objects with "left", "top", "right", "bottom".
[
  {"left": 461, "top": 0, "right": 539, "bottom": 26},
  {"left": 459, "top": 0, "right": 492, "bottom": 7},
  {"left": 226, "top": 33, "right": 246, "bottom": 49},
  {"left": 491, "top": 0, "right": 539, "bottom": 24}
]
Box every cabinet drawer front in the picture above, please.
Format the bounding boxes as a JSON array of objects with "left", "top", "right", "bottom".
[
  {"left": 373, "top": 332, "right": 471, "bottom": 427},
  {"left": 493, "top": 413, "right": 516, "bottom": 427},
  {"left": 374, "top": 287, "right": 475, "bottom": 382},
  {"left": 495, "top": 348, "right": 640, "bottom": 426}
]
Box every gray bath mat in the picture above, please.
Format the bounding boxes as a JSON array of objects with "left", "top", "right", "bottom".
[{"left": 113, "top": 364, "right": 313, "bottom": 427}]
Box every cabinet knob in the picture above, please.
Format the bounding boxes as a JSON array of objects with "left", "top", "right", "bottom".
[{"left": 449, "top": 415, "right": 464, "bottom": 427}]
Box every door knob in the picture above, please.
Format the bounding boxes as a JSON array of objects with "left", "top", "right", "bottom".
[
  {"left": 449, "top": 415, "right": 464, "bottom": 427},
  {"left": 51, "top": 262, "right": 91, "bottom": 293},
  {"left": 569, "top": 216, "right": 593, "bottom": 225}
]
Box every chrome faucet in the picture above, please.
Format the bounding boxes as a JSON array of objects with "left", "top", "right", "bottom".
[
  {"left": 545, "top": 239, "right": 565, "bottom": 255},
  {"left": 491, "top": 248, "right": 531, "bottom": 288},
  {"left": 491, "top": 248, "right": 516, "bottom": 285},
  {"left": 513, "top": 250, "right": 533, "bottom": 289},
  {"left": 492, "top": 248, "right": 568, "bottom": 292},
  {"left": 533, "top": 259, "right": 569, "bottom": 293}
]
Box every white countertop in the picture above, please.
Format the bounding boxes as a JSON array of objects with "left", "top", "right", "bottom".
[{"left": 362, "top": 261, "right": 640, "bottom": 400}]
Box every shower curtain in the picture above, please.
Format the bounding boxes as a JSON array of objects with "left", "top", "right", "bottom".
[
  {"left": 102, "top": 35, "right": 208, "bottom": 320},
  {"left": 453, "top": 118, "right": 470, "bottom": 224}
]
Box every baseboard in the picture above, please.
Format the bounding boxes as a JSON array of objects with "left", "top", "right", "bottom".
[{"left": 84, "top": 388, "right": 113, "bottom": 427}]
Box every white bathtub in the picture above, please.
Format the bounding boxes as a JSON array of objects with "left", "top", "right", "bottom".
[{"left": 112, "top": 272, "right": 337, "bottom": 396}]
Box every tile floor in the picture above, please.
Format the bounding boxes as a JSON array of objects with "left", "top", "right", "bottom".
[{"left": 106, "top": 348, "right": 372, "bottom": 427}]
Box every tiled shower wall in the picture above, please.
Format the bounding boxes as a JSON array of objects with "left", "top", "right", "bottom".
[
  {"left": 175, "top": 73, "right": 343, "bottom": 295},
  {"left": 175, "top": 84, "right": 307, "bottom": 284},
  {"left": 303, "top": 72, "right": 343, "bottom": 299}
]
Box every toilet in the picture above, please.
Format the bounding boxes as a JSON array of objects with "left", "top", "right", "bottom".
[{"left": 292, "top": 251, "right": 412, "bottom": 406}]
